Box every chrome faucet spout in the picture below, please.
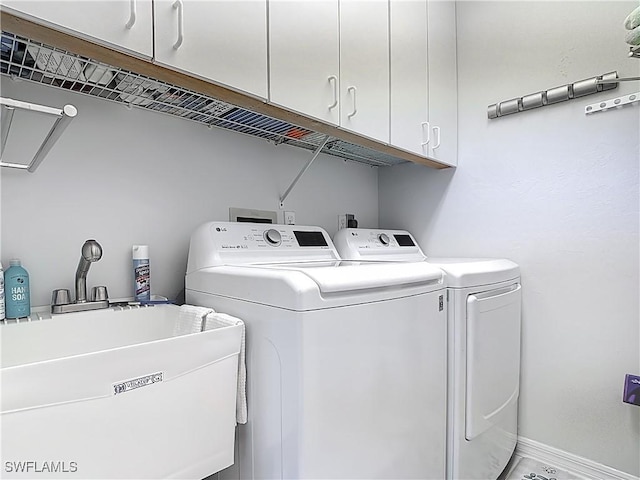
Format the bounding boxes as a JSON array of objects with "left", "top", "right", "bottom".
[{"left": 75, "top": 239, "right": 102, "bottom": 303}]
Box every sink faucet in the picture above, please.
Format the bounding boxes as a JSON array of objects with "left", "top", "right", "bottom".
[
  {"left": 51, "top": 239, "right": 109, "bottom": 314},
  {"left": 75, "top": 239, "right": 102, "bottom": 303}
]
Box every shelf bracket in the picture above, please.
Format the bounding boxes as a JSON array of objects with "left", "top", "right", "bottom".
[
  {"left": 0, "top": 97, "right": 78, "bottom": 173},
  {"left": 279, "top": 135, "right": 331, "bottom": 208}
]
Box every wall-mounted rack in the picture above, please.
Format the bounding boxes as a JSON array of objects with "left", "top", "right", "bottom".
[
  {"left": 488, "top": 72, "right": 620, "bottom": 119},
  {"left": 0, "top": 96, "right": 77, "bottom": 172},
  {"left": 0, "top": 31, "right": 412, "bottom": 169}
]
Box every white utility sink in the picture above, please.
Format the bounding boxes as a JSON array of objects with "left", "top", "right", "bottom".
[{"left": 0, "top": 305, "right": 242, "bottom": 479}]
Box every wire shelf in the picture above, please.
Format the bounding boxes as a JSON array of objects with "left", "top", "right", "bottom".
[{"left": 0, "top": 31, "right": 408, "bottom": 168}]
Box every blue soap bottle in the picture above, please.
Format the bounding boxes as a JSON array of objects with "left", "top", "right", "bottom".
[{"left": 5, "top": 259, "right": 30, "bottom": 319}]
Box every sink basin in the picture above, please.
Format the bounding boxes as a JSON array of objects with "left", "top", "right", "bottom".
[{"left": 1, "top": 305, "right": 242, "bottom": 479}]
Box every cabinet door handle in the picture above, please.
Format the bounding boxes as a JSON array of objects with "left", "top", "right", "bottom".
[
  {"left": 420, "top": 121, "right": 430, "bottom": 146},
  {"left": 328, "top": 75, "right": 338, "bottom": 110},
  {"left": 432, "top": 126, "right": 441, "bottom": 149},
  {"left": 347, "top": 86, "right": 357, "bottom": 118},
  {"left": 125, "top": 0, "right": 137, "bottom": 29},
  {"left": 172, "top": 0, "right": 184, "bottom": 50}
]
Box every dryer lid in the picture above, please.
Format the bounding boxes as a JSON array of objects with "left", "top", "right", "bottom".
[{"left": 426, "top": 258, "right": 520, "bottom": 288}]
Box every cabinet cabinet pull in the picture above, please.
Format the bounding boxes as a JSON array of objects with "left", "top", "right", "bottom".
[
  {"left": 328, "top": 75, "right": 338, "bottom": 110},
  {"left": 432, "top": 126, "right": 441, "bottom": 149},
  {"left": 420, "top": 121, "right": 430, "bottom": 146},
  {"left": 172, "top": 0, "right": 184, "bottom": 50},
  {"left": 347, "top": 86, "right": 357, "bottom": 118},
  {"left": 125, "top": 0, "right": 137, "bottom": 29}
]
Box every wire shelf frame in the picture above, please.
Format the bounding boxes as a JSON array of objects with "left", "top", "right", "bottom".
[{"left": 0, "top": 31, "right": 408, "bottom": 168}]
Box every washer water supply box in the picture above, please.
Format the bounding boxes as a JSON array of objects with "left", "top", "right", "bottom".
[{"left": 0, "top": 305, "right": 242, "bottom": 479}]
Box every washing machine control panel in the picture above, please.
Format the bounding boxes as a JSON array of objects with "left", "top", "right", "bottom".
[
  {"left": 187, "top": 222, "right": 341, "bottom": 271},
  {"left": 333, "top": 228, "right": 426, "bottom": 261},
  {"left": 216, "top": 225, "right": 330, "bottom": 250}
]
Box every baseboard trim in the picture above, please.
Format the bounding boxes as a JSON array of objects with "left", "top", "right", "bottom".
[{"left": 515, "top": 437, "right": 639, "bottom": 480}]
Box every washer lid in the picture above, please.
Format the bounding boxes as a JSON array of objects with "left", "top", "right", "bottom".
[
  {"left": 426, "top": 258, "right": 520, "bottom": 288},
  {"left": 259, "top": 260, "right": 443, "bottom": 293},
  {"left": 186, "top": 260, "right": 445, "bottom": 310}
]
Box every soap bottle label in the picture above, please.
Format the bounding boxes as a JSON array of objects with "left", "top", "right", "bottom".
[
  {"left": 0, "top": 266, "right": 5, "bottom": 321},
  {"left": 5, "top": 266, "right": 30, "bottom": 319}
]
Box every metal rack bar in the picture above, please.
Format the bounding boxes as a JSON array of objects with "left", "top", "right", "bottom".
[
  {"left": 0, "top": 103, "right": 15, "bottom": 156},
  {"left": 597, "top": 76, "right": 640, "bottom": 84},
  {"left": 279, "top": 135, "right": 331, "bottom": 208},
  {"left": 0, "top": 97, "right": 77, "bottom": 172}
]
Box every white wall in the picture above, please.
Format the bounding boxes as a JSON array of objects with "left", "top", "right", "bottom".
[
  {"left": 0, "top": 79, "right": 378, "bottom": 307},
  {"left": 379, "top": 1, "right": 640, "bottom": 476}
]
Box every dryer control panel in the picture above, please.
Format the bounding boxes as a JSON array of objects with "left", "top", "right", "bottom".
[
  {"left": 187, "top": 221, "right": 340, "bottom": 271},
  {"left": 333, "top": 228, "right": 426, "bottom": 261}
]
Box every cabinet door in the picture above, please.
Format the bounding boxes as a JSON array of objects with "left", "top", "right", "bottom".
[
  {"left": 390, "top": 0, "right": 429, "bottom": 155},
  {"left": 269, "top": 0, "right": 340, "bottom": 125},
  {"left": 154, "top": 0, "right": 267, "bottom": 100},
  {"left": 426, "top": 0, "right": 457, "bottom": 166},
  {"left": 1, "top": 0, "right": 153, "bottom": 59},
  {"left": 339, "top": 0, "right": 389, "bottom": 143}
]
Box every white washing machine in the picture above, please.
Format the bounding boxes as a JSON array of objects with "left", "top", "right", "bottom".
[
  {"left": 334, "top": 228, "right": 522, "bottom": 480},
  {"left": 185, "top": 222, "right": 448, "bottom": 479}
]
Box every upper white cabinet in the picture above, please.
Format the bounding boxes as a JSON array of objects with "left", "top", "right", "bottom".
[
  {"left": 268, "top": 0, "right": 341, "bottom": 126},
  {"left": 1, "top": 0, "right": 153, "bottom": 59},
  {"left": 390, "top": 0, "right": 429, "bottom": 156},
  {"left": 339, "top": 0, "right": 389, "bottom": 143},
  {"left": 390, "top": 0, "right": 457, "bottom": 166},
  {"left": 154, "top": 0, "right": 268, "bottom": 100},
  {"left": 269, "top": 0, "right": 389, "bottom": 143},
  {"left": 426, "top": 0, "right": 457, "bottom": 166}
]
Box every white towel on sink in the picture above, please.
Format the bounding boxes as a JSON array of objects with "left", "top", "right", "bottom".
[
  {"left": 176, "top": 304, "right": 214, "bottom": 335},
  {"left": 204, "top": 312, "right": 247, "bottom": 425}
]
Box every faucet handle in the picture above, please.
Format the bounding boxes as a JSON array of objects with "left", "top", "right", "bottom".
[
  {"left": 52, "top": 289, "right": 72, "bottom": 306},
  {"left": 90, "top": 286, "right": 109, "bottom": 302}
]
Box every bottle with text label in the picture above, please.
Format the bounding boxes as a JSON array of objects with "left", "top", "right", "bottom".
[
  {"left": 133, "top": 245, "right": 150, "bottom": 301},
  {"left": 4, "top": 259, "right": 30, "bottom": 319},
  {"left": 0, "top": 261, "right": 5, "bottom": 321}
]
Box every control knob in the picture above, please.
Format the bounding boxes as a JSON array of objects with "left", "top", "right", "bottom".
[
  {"left": 264, "top": 229, "right": 282, "bottom": 246},
  {"left": 378, "top": 233, "right": 390, "bottom": 246}
]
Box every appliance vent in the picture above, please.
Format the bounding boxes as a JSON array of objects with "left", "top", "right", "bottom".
[{"left": 0, "top": 32, "right": 408, "bottom": 168}]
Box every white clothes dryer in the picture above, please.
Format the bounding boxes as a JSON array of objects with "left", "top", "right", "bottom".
[
  {"left": 334, "top": 228, "right": 522, "bottom": 480},
  {"left": 185, "top": 222, "right": 448, "bottom": 480}
]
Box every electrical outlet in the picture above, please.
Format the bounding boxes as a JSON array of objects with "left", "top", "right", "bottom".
[
  {"left": 284, "top": 211, "right": 296, "bottom": 225},
  {"left": 338, "top": 214, "right": 347, "bottom": 230}
]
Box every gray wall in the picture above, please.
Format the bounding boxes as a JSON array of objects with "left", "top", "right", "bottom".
[
  {"left": 0, "top": 80, "right": 378, "bottom": 307},
  {"left": 379, "top": 1, "right": 640, "bottom": 475}
]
